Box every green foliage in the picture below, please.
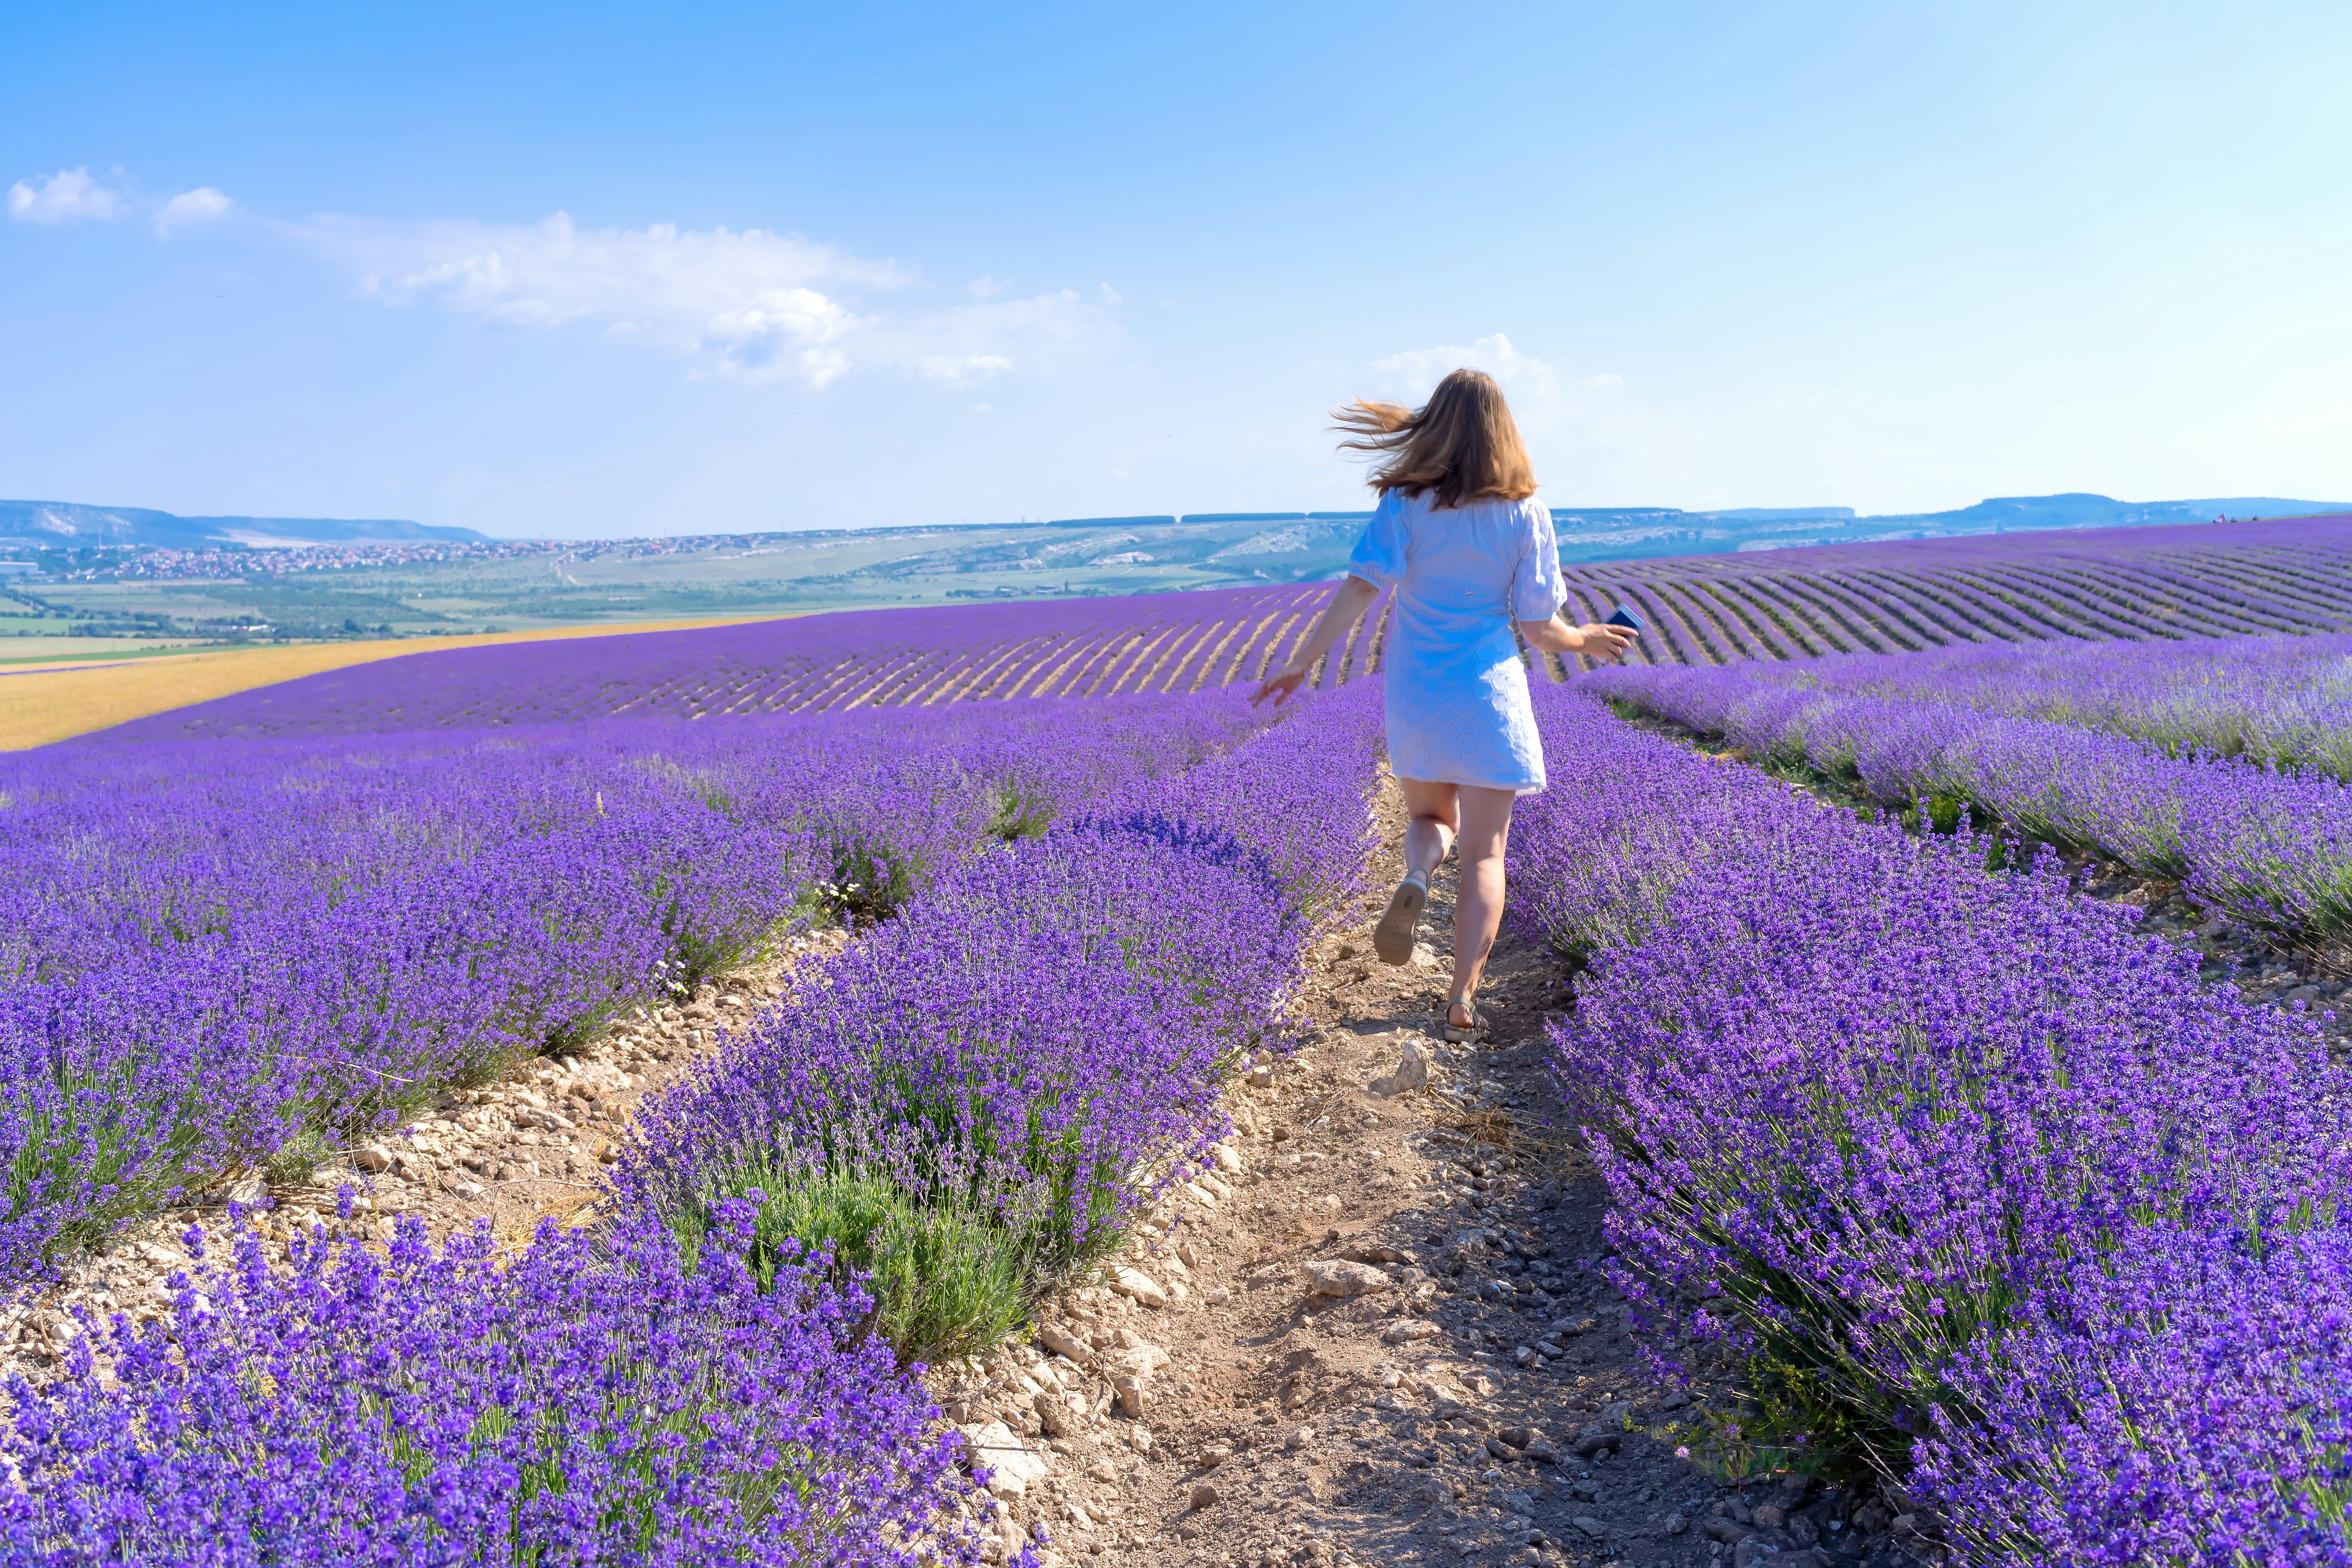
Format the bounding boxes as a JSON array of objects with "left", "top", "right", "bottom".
[
  {"left": 262, "top": 1127, "right": 333, "bottom": 1187},
  {"left": 1920, "top": 791, "right": 1967, "bottom": 836},
  {"left": 984, "top": 782, "right": 1056, "bottom": 842},
  {"left": 676, "top": 1163, "right": 1031, "bottom": 1367},
  {"left": 808, "top": 836, "right": 923, "bottom": 929}
]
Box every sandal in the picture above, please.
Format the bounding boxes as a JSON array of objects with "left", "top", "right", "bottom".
[
  {"left": 1374, "top": 871, "right": 1430, "bottom": 965},
  {"left": 1443, "top": 997, "right": 1486, "bottom": 1043}
]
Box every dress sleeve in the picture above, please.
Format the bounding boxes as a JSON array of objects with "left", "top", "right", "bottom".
[
  {"left": 1510, "top": 501, "right": 1568, "bottom": 621},
  {"left": 1344, "top": 492, "right": 1408, "bottom": 590}
]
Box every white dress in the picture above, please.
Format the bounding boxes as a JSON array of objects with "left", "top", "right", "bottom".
[{"left": 1344, "top": 490, "right": 1567, "bottom": 794}]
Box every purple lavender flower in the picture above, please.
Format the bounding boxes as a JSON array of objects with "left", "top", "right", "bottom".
[
  {"left": 1511, "top": 682, "right": 2352, "bottom": 1556},
  {"left": 0, "top": 1208, "right": 984, "bottom": 1566}
]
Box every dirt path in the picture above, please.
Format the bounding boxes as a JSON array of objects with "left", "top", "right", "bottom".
[{"left": 944, "top": 791, "right": 1934, "bottom": 1568}]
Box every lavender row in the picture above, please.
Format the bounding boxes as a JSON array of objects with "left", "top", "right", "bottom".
[
  {"left": 0, "top": 1207, "right": 981, "bottom": 1565},
  {"left": 1582, "top": 659, "right": 2352, "bottom": 945},
  {"left": 0, "top": 697, "right": 1261, "bottom": 1283},
  {"left": 1510, "top": 685, "right": 2352, "bottom": 1560},
  {"left": 1590, "top": 628, "right": 2352, "bottom": 775},
  {"left": 1568, "top": 512, "right": 2352, "bottom": 668},
  {"left": 115, "top": 585, "right": 1337, "bottom": 739},
  {"left": 0, "top": 684, "right": 1389, "bottom": 1561},
  {"left": 617, "top": 681, "right": 1387, "bottom": 1360}
]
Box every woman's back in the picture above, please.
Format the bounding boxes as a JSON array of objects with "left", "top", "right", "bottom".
[{"left": 1347, "top": 489, "right": 1565, "bottom": 678}]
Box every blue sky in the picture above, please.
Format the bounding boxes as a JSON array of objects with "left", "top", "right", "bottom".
[{"left": 5, "top": 0, "right": 2348, "bottom": 538}]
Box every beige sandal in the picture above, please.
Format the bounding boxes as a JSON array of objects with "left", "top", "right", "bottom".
[
  {"left": 1373, "top": 871, "right": 1430, "bottom": 965},
  {"left": 1443, "top": 997, "right": 1487, "bottom": 1043}
]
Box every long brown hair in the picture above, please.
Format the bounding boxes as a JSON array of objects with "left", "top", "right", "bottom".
[{"left": 1332, "top": 368, "right": 1537, "bottom": 509}]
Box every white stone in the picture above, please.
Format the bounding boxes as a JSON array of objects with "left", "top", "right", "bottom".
[
  {"left": 1109, "top": 1267, "right": 1168, "bottom": 1308},
  {"left": 1037, "top": 1322, "right": 1093, "bottom": 1363},
  {"left": 1210, "top": 1143, "right": 1243, "bottom": 1173},
  {"left": 1300, "top": 1259, "right": 1392, "bottom": 1298},
  {"left": 1367, "top": 1041, "right": 1430, "bottom": 1098},
  {"left": 956, "top": 1421, "right": 1052, "bottom": 1499}
]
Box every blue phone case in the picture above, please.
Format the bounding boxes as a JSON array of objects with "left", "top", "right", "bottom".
[{"left": 1604, "top": 604, "right": 1645, "bottom": 632}]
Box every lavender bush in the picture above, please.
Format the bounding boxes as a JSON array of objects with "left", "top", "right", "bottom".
[
  {"left": 0, "top": 1205, "right": 980, "bottom": 1566},
  {"left": 621, "top": 683, "right": 1386, "bottom": 1361},
  {"left": 1586, "top": 628, "right": 2352, "bottom": 773},
  {"left": 1915, "top": 1224, "right": 2352, "bottom": 1563},
  {"left": 1583, "top": 655, "right": 2352, "bottom": 947},
  {"left": 1512, "top": 684, "right": 2352, "bottom": 1556}
]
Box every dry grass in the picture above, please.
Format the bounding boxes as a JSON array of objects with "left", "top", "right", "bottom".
[{"left": 0, "top": 615, "right": 802, "bottom": 751}]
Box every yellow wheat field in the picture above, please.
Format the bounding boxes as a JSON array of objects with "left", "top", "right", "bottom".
[{"left": 0, "top": 616, "right": 801, "bottom": 751}]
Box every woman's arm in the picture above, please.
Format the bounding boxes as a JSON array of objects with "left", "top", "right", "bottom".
[
  {"left": 1518, "top": 613, "right": 1638, "bottom": 661},
  {"left": 1249, "top": 574, "right": 1381, "bottom": 707}
]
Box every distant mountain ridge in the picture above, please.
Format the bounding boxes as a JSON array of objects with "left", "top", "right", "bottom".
[
  {"left": 4, "top": 492, "right": 2341, "bottom": 575},
  {"left": 0, "top": 499, "right": 487, "bottom": 548}
]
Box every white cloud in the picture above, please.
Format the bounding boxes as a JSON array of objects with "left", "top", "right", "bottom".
[
  {"left": 301, "top": 211, "right": 1120, "bottom": 388},
  {"left": 1372, "top": 332, "right": 1563, "bottom": 401},
  {"left": 878, "top": 289, "right": 1121, "bottom": 384},
  {"left": 1370, "top": 334, "right": 1666, "bottom": 484},
  {"left": 922, "top": 354, "right": 1016, "bottom": 383},
  {"left": 1371, "top": 333, "right": 1637, "bottom": 432},
  {"left": 7, "top": 168, "right": 124, "bottom": 224},
  {"left": 154, "top": 187, "right": 235, "bottom": 236}
]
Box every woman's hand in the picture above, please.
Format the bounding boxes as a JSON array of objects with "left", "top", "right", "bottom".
[
  {"left": 1516, "top": 616, "right": 1640, "bottom": 661},
  {"left": 1566, "top": 622, "right": 1639, "bottom": 662},
  {"left": 1250, "top": 659, "right": 1312, "bottom": 708}
]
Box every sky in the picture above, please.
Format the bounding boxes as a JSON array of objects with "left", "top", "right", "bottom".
[{"left": 4, "top": 0, "right": 2350, "bottom": 539}]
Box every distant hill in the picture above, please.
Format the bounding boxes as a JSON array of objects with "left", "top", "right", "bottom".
[
  {"left": 1889, "top": 493, "right": 2337, "bottom": 531},
  {"left": 1545, "top": 492, "right": 2350, "bottom": 563},
  {"left": 0, "top": 499, "right": 486, "bottom": 548}
]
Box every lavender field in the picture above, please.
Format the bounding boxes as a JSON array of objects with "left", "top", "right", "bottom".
[
  {"left": 103, "top": 512, "right": 2352, "bottom": 744},
  {"left": 11, "top": 517, "right": 2352, "bottom": 1562},
  {"left": 0, "top": 627, "right": 1387, "bottom": 1559}
]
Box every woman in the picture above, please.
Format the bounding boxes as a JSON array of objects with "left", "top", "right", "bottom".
[{"left": 1250, "top": 368, "right": 1636, "bottom": 1040}]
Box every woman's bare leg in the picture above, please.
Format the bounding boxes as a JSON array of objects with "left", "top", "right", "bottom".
[
  {"left": 1375, "top": 776, "right": 1456, "bottom": 965},
  {"left": 1408, "top": 781, "right": 1517, "bottom": 1026},
  {"left": 1396, "top": 775, "right": 1459, "bottom": 878}
]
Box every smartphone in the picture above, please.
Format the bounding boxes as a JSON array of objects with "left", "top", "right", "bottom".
[{"left": 1604, "top": 603, "right": 1645, "bottom": 632}]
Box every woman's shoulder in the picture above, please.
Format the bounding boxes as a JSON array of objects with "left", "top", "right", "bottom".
[{"left": 1470, "top": 493, "right": 1550, "bottom": 529}]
